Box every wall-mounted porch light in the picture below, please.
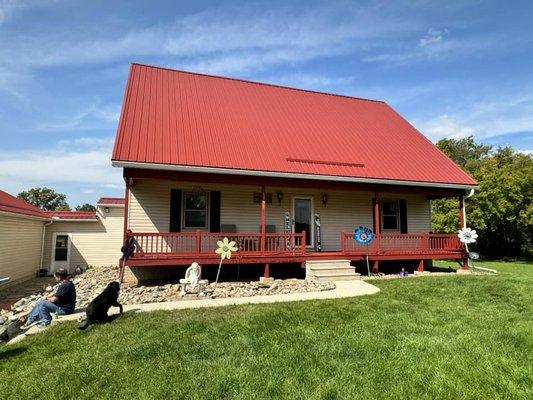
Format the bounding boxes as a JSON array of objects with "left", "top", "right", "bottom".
[
  {"left": 104, "top": 206, "right": 110, "bottom": 213},
  {"left": 322, "top": 193, "right": 328, "bottom": 207}
]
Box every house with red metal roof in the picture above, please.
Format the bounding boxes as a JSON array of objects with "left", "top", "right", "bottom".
[
  {"left": 0, "top": 190, "right": 125, "bottom": 287},
  {"left": 112, "top": 63, "right": 477, "bottom": 285}
]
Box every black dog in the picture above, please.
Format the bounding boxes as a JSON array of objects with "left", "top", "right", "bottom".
[{"left": 79, "top": 281, "right": 123, "bottom": 330}]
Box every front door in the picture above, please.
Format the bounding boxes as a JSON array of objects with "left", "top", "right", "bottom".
[
  {"left": 293, "top": 197, "right": 313, "bottom": 247},
  {"left": 51, "top": 233, "right": 70, "bottom": 273}
]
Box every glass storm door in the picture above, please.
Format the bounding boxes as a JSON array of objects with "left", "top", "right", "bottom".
[
  {"left": 293, "top": 197, "right": 313, "bottom": 246},
  {"left": 52, "top": 234, "right": 70, "bottom": 273}
]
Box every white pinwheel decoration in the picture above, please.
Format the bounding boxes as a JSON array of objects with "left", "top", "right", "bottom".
[
  {"left": 458, "top": 227, "right": 478, "bottom": 244},
  {"left": 215, "top": 237, "right": 238, "bottom": 260}
]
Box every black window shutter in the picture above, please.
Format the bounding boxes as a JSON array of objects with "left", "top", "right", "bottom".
[
  {"left": 210, "top": 191, "right": 221, "bottom": 232},
  {"left": 399, "top": 199, "right": 408, "bottom": 233},
  {"left": 170, "top": 189, "right": 182, "bottom": 232}
]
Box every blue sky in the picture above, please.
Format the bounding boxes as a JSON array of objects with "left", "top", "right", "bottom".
[{"left": 0, "top": 0, "right": 531, "bottom": 207}]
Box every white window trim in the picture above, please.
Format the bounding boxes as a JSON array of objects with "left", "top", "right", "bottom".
[
  {"left": 50, "top": 232, "right": 72, "bottom": 274},
  {"left": 381, "top": 199, "right": 400, "bottom": 232},
  {"left": 291, "top": 196, "right": 314, "bottom": 248},
  {"left": 182, "top": 191, "right": 210, "bottom": 230}
]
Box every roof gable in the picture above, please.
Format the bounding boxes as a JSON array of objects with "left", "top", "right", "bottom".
[
  {"left": 0, "top": 189, "right": 48, "bottom": 219},
  {"left": 112, "top": 63, "right": 477, "bottom": 188}
]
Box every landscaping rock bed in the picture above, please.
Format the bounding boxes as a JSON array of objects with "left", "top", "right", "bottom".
[
  {"left": 73, "top": 266, "right": 335, "bottom": 306},
  {"left": 0, "top": 265, "right": 335, "bottom": 344}
]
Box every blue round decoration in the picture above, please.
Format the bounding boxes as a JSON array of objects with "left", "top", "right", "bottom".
[{"left": 354, "top": 226, "right": 374, "bottom": 244}]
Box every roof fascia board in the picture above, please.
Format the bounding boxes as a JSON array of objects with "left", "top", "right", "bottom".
[
  {"left": 0, "top": 210, "right": 50, "bottom": 221},
  {"left": 112, "top": 160, "right": 478, "bottom": 190}
]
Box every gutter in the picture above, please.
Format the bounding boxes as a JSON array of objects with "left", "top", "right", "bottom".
[{"left": 112, "top": 160, "right": 479, "bottom": 191}]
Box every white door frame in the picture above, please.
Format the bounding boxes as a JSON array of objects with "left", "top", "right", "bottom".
[
  {"left": 291, "top": 196, "right": 314, "bottom": 248},
  {"left": 50, "top": 232, "right": 72, "bottom": 274}
]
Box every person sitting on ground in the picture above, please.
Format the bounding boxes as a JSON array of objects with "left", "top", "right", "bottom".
[{"left": 21, "top": 268, "right": 76, "bottom": 329}]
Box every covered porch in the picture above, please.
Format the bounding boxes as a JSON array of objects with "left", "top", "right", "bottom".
[{"left": 119, "top": 168, "right": 468, "bottom": 280}]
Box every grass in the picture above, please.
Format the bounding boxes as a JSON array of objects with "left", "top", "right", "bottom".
[{"left": 1, "top": 261, "right": 531, "bottom": 399}]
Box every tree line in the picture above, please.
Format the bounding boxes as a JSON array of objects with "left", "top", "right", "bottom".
[
  {"left": 17, "top": 187, "right": 96, "bottom": 212},
  {"left": 432, "top": 136, "right": 532, "bottom": 259}
]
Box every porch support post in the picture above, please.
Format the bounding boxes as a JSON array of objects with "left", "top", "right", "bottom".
[
  {"left": 417, "top": 259, "right": 424, "bottom": 272},
  {"left": 372, "top": 260, "right": 379, "bottom": 274},
  {"left": 459, "top": 195, "right": 465, "bottom": 229},
  {"left": 119, "top": 177, "right": 130, "bottom": 282},
  {"left": 373, "top": 192, "right": 381, "bottom": 258},
  {"left": 263, "top": 263, "right": 270, "bottom": 278},
  {"left": 459, "top": 195, "right": 469, "bottom": 269},
  {"left": 260, "top": 185, "right": 266, "bottom": 254}
]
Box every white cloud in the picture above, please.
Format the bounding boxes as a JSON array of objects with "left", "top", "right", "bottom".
[
  {"left": 412, "top": 91, "right": 533, "bottom": 142},
  {"left": 0, "top": 136, "right": 121, "bottom": 196},
  {"left": 419, "top": 28, "right": 448, "bottom": 47},
  {"left": 416, "top": 114, "right": 476, "bottom": 141},
  {"left": 35, "top": 102, "right": 120, "bottom": 132},
  {"left": 0, "top": 4, "right": 419, "bottom": 80}
]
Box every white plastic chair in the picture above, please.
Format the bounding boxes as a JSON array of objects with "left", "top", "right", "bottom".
[{"left": 179, "top": 263, "right": 209, "bottom": 296}]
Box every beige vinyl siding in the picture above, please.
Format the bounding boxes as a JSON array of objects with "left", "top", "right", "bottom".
[
  {"left": 0, "top": 214, "right": 44, "bottom": 286},
  {"left": 128, "top": 179, "right": 431, "bottom": 251},
  {"left": 43, "top": 206, "right": 123, "bottom": 272}
]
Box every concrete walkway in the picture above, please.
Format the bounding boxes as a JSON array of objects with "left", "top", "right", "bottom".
[{"left": 57, "top": 280, "right": 380, "bottom": 323}]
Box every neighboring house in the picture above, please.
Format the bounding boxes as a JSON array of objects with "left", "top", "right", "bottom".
[
  {"left": 0, "top": 192, "right": 124, "bottom": 287},
  {"left": 42, "top": 197, "right": 125, "bottom": 274},
  {"left": 0, "top": 190, "right": 51, "bottom": 288},
  {"left": 112, "top": 63, "right": 478, "bottom": 285}
]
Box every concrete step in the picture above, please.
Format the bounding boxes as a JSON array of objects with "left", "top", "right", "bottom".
[
  {"left": 307, "top": 265, "right": 356, "bottom": 271},
  {"left": 305, "top": 259, "right": 360, "bottom": 281},
  {"left": 312, "top": 274, "right": 361, "bottom": 281}
]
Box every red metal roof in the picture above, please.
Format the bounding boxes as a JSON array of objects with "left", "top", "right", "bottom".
[
  {"left": 97, "top": 197, "right": 125, "bottom": 205},
  {"left": 0, "top": 189, "right": 48, "bottom": 218},
  {"left": 112, "top": 63, "right": 477, "bottom": 188},
  {"left": 45, "top": 211, "right": 98, "bottom": 220}
]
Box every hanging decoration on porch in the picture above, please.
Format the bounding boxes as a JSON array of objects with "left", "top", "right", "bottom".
[
  {"left": 314, "top": 213, "right": 322, "bottom": 252},
  {"left": 214, "top": 237, "right": 238, "bottom": 286},
  {"left": 284, "top": 211, "right": 292, "bottom": 249},
  {"left": 354, "top": 226, "right": 374, "bottom": 276}
]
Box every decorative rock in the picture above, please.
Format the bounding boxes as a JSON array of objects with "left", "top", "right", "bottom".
[
  {"left": 6, "top": 333, "right": 27, "bottom": 345},
  {"left": 0, "top": 315, "right": 7, "bottom": 325},
  {"left": 0, "top": 325, "right": 8, "bottom": 341}
]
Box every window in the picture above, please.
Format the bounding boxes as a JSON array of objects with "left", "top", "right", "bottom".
[
  {"left": 381, "top": 200, "right": 399, "bottom": 231},
  {"left": 54, "top": 235, "right": 69, "bottom": 261},
  {"left": 183, "top": 192, "right": 208, "bottom": 228}
]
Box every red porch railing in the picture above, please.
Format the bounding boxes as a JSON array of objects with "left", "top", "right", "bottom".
[
  {"left": 340, "top": 232, "right": 463, "bottom": 255},
  {"left": 127, "top": 231, "right": 306, "bottom": 259}
]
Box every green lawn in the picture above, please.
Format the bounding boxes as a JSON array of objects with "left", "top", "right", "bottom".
[{"left": 1, "top": 261, "right": 531, "bottom": 400}]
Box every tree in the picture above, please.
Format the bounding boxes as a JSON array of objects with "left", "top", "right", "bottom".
[
  {"left": 437, "top": 136, "right": 492, "bottom": 169},
  {"left": 431, "top": 137, "right": 533, "bottom": 258},
  {"left": 76, "top": 203, "right": 96, "bottom": 212},
  {"left": 18, "top": 187, "right": 71, "bottom": 211}
]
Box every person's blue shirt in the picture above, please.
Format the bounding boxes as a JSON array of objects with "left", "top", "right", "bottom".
[{"left": 54, "top": 280, "right": 76, "bottom": 314}]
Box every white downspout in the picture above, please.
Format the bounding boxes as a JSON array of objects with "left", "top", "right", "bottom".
[
  {"left": 40, "top": 217, "right": 59, "bottom": 271},
  {"left": 463, "top": 188, "right": 475, "bottom": 229}
]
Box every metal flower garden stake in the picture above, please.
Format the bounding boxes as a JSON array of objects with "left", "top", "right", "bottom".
[
  {"left": 354, "top": 226, "right": 375, "bottom": 276},
  {"left": 457, "top": 227, "right": 478, "bottom": 269},
  {"left": 214, "top": 237, "right": 238, "bottom": 286}
]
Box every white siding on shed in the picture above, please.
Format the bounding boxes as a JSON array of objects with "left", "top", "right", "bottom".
[
  {"left": 0, "top": 214, "right": 44, "bottom": 286},
  {"left": 43, "top": 206, "right": 123, "bottom": 272}
]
